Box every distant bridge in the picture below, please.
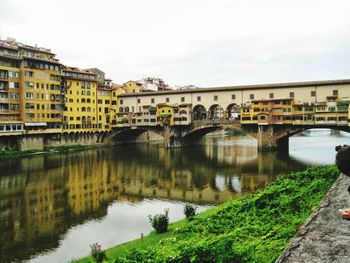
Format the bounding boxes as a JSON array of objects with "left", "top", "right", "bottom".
[{"left": 111, "top": 79, "right": 350, "bottom": 151}]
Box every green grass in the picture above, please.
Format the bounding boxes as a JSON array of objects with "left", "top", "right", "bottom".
[{"left": 75, "top": 165, "right": 339, "bottom": 263}]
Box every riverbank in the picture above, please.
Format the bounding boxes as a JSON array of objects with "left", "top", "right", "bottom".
[
  {"left": 0, "top": 144, "right": 90, "bottom": 159},
  {"left": 276, "top": 173, "right": 350, "bottom": 263},
  {"left": 74, "top": 165, "right": 339, "bottom": 263}
]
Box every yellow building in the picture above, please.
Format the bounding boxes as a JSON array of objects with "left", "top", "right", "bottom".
[
  {"left": 97, "top": 87, "right": 112, "bottom": 131},
  {"left": 0, "top": 40, "right": 22, "bottom": 135},
  {"left": 20, "top": 46, "right": 63, "bottom": 133},
  {"left": 110, "top": 85, "right": 125, "bottom": 127},
  {"left": 62, "top": 67, "right": 98, "bottom": 133},
  {"left": 121, "top": 80, "right": 142, "bottom": 94},
  {"left": 157, "top": 104, "right": 175, "bottom": 126},
  {"left": 241, "top": 98, "right": 294, "bottom": 125},
  {"left": 292, "top": 102, "right": 315, "bottom": 125}
]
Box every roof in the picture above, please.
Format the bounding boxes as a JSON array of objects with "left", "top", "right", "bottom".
[{"left": 119, "top": 78, "right": 350, "bottom": 98}]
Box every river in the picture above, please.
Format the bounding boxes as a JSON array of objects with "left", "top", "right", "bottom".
[{"left": 0, "top": 129, "right": 349, "bottom": 263}]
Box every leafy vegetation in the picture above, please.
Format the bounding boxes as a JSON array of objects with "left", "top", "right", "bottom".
[
  {"left": 184, "top": 204, "right": 197, "bottom": 220},
  {"left": 90, "top": 243, "right": 107, "bottom": 263},
  {"left": 77, "top": 165, "right": 339, "bottom": 263},
  {"left": 148, "top": 208, "right": 170, "bottom": 233}
]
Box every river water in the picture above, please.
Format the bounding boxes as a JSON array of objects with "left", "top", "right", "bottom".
[{"left": 0, "top": 129, "right": 349, "bottom": 263}]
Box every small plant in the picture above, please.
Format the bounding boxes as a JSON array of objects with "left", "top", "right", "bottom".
[
  {"left": 90, "top": 242, "right": 107, "bottom": 263},
  {"left": 148, "top": 208, "right": 169, "bottom": 233},
  {"left": 184, "top": 204, "right": 197, "bottom": 220}
]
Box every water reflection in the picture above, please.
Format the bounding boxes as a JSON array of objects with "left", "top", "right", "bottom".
[{"left": 0, "top": 136, "right": 319, "bottom": 262}]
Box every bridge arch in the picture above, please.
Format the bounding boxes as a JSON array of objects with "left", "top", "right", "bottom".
[
  {"left": 226, "top": 103, "right": 240, "bottom": 120},
  {"left": 110, "top": 128, "right": 164, "bottom": 144},
  {"left": 209, "top": 104, "right": 224, "bottom": 120},
  {"left": 193, "top": 104, "right": 207, "bottom": 120},
  {"left": 272, "top": 126, "right": 350, "bottom": 150}
]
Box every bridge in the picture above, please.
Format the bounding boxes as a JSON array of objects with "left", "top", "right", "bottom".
[{"left": 111, "top": 79, "right": 350, "bottom": 151}]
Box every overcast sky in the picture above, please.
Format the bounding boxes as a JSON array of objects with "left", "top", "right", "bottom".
[{"left": 1, "top": 0, "right": 350, "bottom": 87}]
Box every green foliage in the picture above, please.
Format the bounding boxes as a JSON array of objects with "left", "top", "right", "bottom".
[
  {"left": 159, "top": 113, "right": 172, "bottom": 118},
  {"left": 184, "top": 204, "right": 197, "bottom": 220},
  {"left": 79, "top": 165, "right": 339, "bottom": 263},
  {"left": 148, "top": 208, "right": 170, "bottom": 233},
  {"left": 90, "top": 243, "right": 107, "bottom": 263}
]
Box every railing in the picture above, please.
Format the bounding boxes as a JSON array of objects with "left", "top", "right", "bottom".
[{"left": 0, "top": 52, "right": 21, "bottom": 59}]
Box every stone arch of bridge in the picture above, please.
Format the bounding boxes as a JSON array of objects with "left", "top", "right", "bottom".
[
  {"left": 181, "top": 125, "right": 222, "bottom": 145},
  {"left": 208, "top": 104, "right": 224, "bottom": 120},
  {"left": 192, "top": 104, "right": 207, "bottom": 120},
  {"left": 274, "top": 126, "right": 350, "bottom": 149},
  {"left": 110, "top": 128, "right": 164, "bottom": 143},
  {"left": 226, "top": 103, "right": 240, "bottom": 120}
]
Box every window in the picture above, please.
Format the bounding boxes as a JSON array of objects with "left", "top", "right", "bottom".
[
  {"left": 98, "top": 99, "right": 102, "bottom": 104},
  {"left": 197, "top": 96, "right": 201, "bottom": 101},
  {"left": 9, "top": 82, "right": 19, "bottom": 89},
  {"left": 269, "top": 93, "right": 274, "bottom": 99},
  {"left": 333, "top": 90, "right": 338, "bottom": 96},
  {"left": 214, "top": 95, "right": 218, "bottom": 101},
  {"left": 137, "top": 98, "right": 141, "bottom": 103},
  {"left": 166, "top": 98, "right": 169, "bottom": 103},
  {"left": 311, "top": 90, "right": 316, "bottom": 97},
  {"left": 24, "top": 71, "right": 33, "bottom": 78},
  {"left": 232, "top": 94, "right": 236, "bottom": 100},
  {"left": 9, "top": 71, "right": 19, "bottom": 78},
  {"left": 9, "top": 104, "right": 19, "bottom": 110},
  {"left": 151, "top": 98, "right": 155, "bottom": 103},
  {"left": 9, "top": 93, "right": 19, "bottom": 99},
  {"left": 289, "top": 92, "right": 295, "bottom": 98},
  {"left": 25, "top": 92, "right": 34, "bottom": 99},
  {"left": 25, "top": 82, "right": 34, "bottom": 88},
  {"left": 250, "top": 94, "right": 254, "bottom": 100},
  {"left": 119, "top": 99, "right": 123, "bottom": 105},
  {"left": 181, "top": 97, "right": 185, "bottom": 102},
  {"left": 25, "top": 103, "right": 35, "bottom": 109}
]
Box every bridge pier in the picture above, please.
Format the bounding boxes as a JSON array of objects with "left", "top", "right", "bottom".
[{"left": 257, "top": 125, "right": 289, "bottom": 152}]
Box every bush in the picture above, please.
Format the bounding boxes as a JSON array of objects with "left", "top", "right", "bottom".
[
  {"left": 90, "top": 243, "right": 106, "bottom": 263},
  {"left": 148, "top": 208, "right": 169, "bottom": 233},
  {"left": 184, "top": 204, "right": 197, "bottom": 220}
]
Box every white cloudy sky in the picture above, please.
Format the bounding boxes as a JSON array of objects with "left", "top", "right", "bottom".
[{"left": 1, "top": 0, "right": 350, "bottom": 87}]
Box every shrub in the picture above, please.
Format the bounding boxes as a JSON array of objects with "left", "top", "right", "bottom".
[
  {"left": 90, "top": 243, "right": 106, "bottom": 263},
  {"left": 148, "top": 208, "right": 169, "bottom": 233},
  {"left": 184, "top": 204, "right": 197, "bottom": 220}
]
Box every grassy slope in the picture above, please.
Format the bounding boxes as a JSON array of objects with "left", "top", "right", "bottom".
[{"left": 76, "top": 165, "right": 339, "bottom": 263}]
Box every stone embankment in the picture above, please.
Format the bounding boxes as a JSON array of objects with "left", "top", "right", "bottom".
[{"left": 276, "top": 173, "right": 350, "bottom": 263}]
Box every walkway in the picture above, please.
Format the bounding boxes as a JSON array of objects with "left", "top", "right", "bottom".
[{"left": 276, "top": 173, "right": 350, "bottom": 263}]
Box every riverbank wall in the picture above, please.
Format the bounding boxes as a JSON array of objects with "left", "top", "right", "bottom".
[{"left": 0, "top": 131, "right": 163, "bottom": 152}]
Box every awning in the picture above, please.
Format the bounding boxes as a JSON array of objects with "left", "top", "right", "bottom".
[{"left": 24, "top": 122, "right": 47, "bottom": 127}]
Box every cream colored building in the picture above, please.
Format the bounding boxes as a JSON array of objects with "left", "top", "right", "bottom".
[{"left": 117, "top": 79, "right": 350, "bottom": 127}]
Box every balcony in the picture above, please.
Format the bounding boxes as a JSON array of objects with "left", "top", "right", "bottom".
[
  {"left": 0, "top": 51, "right": 21, "bottom": 60},
  {"left": 0, "top": 74, "right": 8, "bottom": 80}
]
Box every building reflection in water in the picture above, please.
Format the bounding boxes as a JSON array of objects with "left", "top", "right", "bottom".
[{"left": 0, "top": 138, "right": 307, "bottom": 262}]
